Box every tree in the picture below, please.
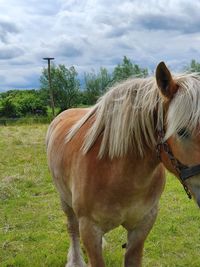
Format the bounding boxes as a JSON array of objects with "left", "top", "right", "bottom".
[
  {"left": 0, "top": 90, "right": 47, "bottom": 118},
  {"left": 187, "top": 59, "right": 200, "bottom": 72},
  {"left": 0, "top": 95, "right": 17, "bottom": 117},
  {"left": 98, "top": 67, "right": 113, "bottom": 94},
  {"left": 84, "top": 67, "right": 112, "bottom": 105},
  {"left": 112, "top": 56, "right": 148, "bottom": 82},
  {"left": 40, "top": 64, "right": 80, "bottom": 112}
]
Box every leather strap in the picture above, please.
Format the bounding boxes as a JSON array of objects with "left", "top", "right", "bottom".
[{"left": 180, "top": 165, "right": 200, "bottom": 181}]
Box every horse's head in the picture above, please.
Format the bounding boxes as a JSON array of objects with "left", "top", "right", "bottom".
[{"left": 156, "top": 62, "right": 200, "bottom": 206}]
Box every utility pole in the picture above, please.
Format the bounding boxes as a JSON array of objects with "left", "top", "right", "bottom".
[{"left": 43, "top": 57, "right": 55, "bottom": 117}]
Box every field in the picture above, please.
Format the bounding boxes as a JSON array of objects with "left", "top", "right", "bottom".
[{"left": 0, "top": 124, "right": 200, "bottom": 267}]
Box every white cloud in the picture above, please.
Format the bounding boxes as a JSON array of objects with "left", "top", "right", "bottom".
[{"left": 0, "top": 0, "right": 200, "bottom": 91}]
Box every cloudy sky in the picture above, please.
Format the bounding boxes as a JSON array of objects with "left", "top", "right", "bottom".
[{"left": 0, "top": 0, "right": 200, "bottom": 91}]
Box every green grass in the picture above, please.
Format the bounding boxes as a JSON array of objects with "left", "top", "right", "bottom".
[
  {"left": 0, "top": 115, "right": 52, "bottom": 126},
  {"left": 0, "top": 124, "right": 200, "bottom": 267}
]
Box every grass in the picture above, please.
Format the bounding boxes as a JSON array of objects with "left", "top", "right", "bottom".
[
  {"left": 0, "top": 115, "right": 52, "bottom": 126},
  {"left": 0, "top": 124, "right": 200, "bottom": 267}
]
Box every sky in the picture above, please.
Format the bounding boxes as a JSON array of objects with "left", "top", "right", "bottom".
[{"left": 0, "top": 0, "right": 200, "bottom": 91}]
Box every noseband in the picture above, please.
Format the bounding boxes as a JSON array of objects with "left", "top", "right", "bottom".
[{"left": 156, "top": 129, "right": 200, "bottom": 199}]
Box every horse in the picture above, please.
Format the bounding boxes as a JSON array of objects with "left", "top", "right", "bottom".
[{"left": 46, "top": 62, "right": 200, "bottom": 267}]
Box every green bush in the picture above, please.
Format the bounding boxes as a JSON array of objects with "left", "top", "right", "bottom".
[{"left": 0, "top": 90, "right": 47, "bottom": 118}]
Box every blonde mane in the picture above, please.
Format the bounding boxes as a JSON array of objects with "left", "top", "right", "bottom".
[{"left": 66, "top": 73, "right": 200, "bottom": 159}]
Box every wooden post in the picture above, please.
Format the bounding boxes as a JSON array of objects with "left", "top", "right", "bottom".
[{"left": 43, "top": 57, "right": 55, "bottom": 117}]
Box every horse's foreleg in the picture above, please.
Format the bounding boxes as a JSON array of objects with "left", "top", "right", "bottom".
[
  {"left": 123, "top": 206, "right": 158, "bottom": 267},
  {"left": 79, "top": 217, "right": 105, "bottom": 267},
  {"left": 61, "top": 200, "right": 86, "bottom": 267}
]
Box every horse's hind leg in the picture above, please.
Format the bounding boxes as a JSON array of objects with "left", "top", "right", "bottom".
[
  {"left": 79, "top": 217, "right": 105, "bottom": 267},
  {"left": 61, "top": 200, "right": 86, "bottom": 267}
]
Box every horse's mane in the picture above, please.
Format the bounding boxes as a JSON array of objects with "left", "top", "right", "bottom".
[{"left": 66, "top": 73, "right": 200, "bottom": 159}]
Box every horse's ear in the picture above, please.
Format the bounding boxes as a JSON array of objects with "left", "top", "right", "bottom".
[{"left": 156, "top": 61, "right": 178, "bottom": 99}]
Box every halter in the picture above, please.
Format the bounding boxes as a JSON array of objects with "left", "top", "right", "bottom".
[{"left": 156, "top": 128, "right": 200, "bottom": 199}]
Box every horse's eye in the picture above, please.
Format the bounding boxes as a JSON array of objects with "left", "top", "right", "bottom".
[{"left": 177, "top": 128, "right": 190, "bottom": 138}]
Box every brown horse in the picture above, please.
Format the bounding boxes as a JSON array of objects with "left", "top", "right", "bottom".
[{"left": 46, "top": 62, "right": 200, "bottom": 267}]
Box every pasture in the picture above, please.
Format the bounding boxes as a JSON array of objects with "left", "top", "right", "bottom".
[{"left": 0, "top": 124, "right": 200, "bottom": 267}]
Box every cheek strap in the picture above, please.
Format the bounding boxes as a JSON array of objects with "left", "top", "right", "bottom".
[
  {"left": 180, "top": 165, "right": 200, "bottom": 181},
  {"left": 156, "top": 130, "right": 193, "bottom": 199}
]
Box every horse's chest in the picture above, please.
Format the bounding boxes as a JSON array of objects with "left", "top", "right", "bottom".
[
  {"left": 76, "top": 165, "right": 165, "bottom": 231},
  {"left": 91, "top": 193, "right": 159, "bottom": 232},
  {"left": 123, "top": 199, "right": 156, "bottom": 227}
]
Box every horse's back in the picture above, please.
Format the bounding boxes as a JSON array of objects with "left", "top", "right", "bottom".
[{"left": 46, "top": 108, "right": 89, "bottom": 148}]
